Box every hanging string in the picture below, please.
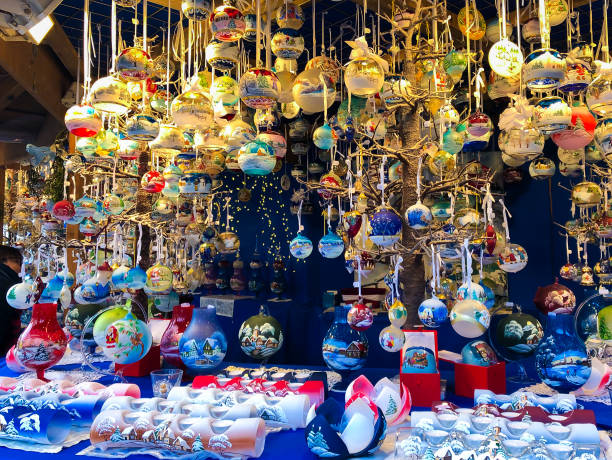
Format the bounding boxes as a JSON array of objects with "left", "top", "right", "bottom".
[
  {"left": 378, "top": 155, "right": 387, "bottom": 206},
  {"left": 430, "top": 244, "right": 437, "bottom": 294},
  {"left": 297, "top": 200, "right": 304, "bottom": 232},
  {"left": 136, "top": 223, "right": 143, "bottom": 266},
  {"left": 416, "top": 156, "right": 423, "bottom": 201},
  {"left": 83, "top": 0, "right": 91, "bottom": 94},
  {"left": 499, "top": 198, "right": 512, "bottom": 241},
  {"left": 143, "top": 0, "right": 148, "bottom": 53},
  {"left": 111, "top": 0, "right": 117, "bottom": 72},
  {"left": 394, "top": 255, "right": 403, "bottom": 300}
]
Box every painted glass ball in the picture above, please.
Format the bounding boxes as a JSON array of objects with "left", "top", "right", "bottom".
[
  {"left": 368, "top": 206, "right": 402, "bottom": 247},
  {"left": 257, "top": 130, "right": 287, "bottom": 158},
  {"left": 116, "top": 47, "right": 153, "bottom": 82},
  {"left": 141, "top": 170, "right": 165, "bottom": 193},
  {"left": 93, "top": 307, "right": 130, "bottom": 349},
  {"left": 533, "top": 278, "right": 576, "bottom": 314},
  {"left": 388, "top": 298, "right": 408, "bottom": 327},
  {"left": 238, "top": 313, "right": 284, "bottom": 359},
  {"left": 276, "top": 1, "right": 304, "bottom": 29},
  {"left": 88, "top": 75, "right": 131, "bottom": 115},
  {"left": 182, "top": 0, "right": 211, "bottom": 20},
  {"left": 533, "top": 96, "right": 572, "bottom": 135},
  {"left": 209, "top": 3, "right": 245, "bottom": 41},
  {"left": 348, "top": 302, "right": 373, "bottom": 331},
  {"left": 379, "top": 326, "right": 405, "bottom": 352},
  {"left": 551, "top": 101, "right": 596, "bottom": 150},
  {"left": 292, "top": 68, "right": 336, "bottom": 114},
  {"left": 450, "top": 299, "right": 490, "bottom": 338},
  {"left": 65, "top": 104, "right": 101, "bottom": 137},
  {"left": 6, "top": 280, "right": 35, "bottom": 310},
  {"left": 290, "top": 233, "right": 313, "bottom": 259},
  {"left": 74, "top": 195, "right": 97, "bottom": 219},
  {"left": 497, "top": 244, "right": 528, "bottom": 273},
  {"left": 126, "top": 266, "right": 147, "bottom": 289},
  {"left": 215, "top": 231, "right": 240, "bottom": 254},
  {"left": 145, "top": 263, "right": 173, "bottom": 293},
  {"left": 52, "top": 200, "right": 76, "bottom": 222},
  {"left": 461, "top": 340, "right": 498, "bottom": 366},
  {"left": 344, "top": 57, "right": 384, "bottom": 97},
  {"left": 271, "top": 28, "right": 304, "bottom": 59},
  {"left": 313, "top": 123, "right": 335, "bottom": 150},
  {"left": 102, "top": 311, "right": 153, "bottom": 364},
  {"left": 239, "top": 68, "right": 280, "bottom": 110},
  {"left": 171, "top": 90, "right": 213, "bottom": 131},
  {"left": 206, "top": 39, "right": 239, "bottom": 71},
  {"left": 457, "top": 282, "right": 487, "bottom": 304},
  {"left": 318, "top": 230, "right": 344, "bottom": 259},
  {"left": 405, "top": 201, "right": 433, "bottom": 229},
  {"left": 418, "top": 296, "right": 448, "bottom": 328},
  {"left": 238, "top": 139, "right": 276, "bottom": 176},
  {"left": 494, "top": 312, "right": 544, "bottom": 361},
  {"left": 102, "top": 194, "right": 124, "bottom": 215},
  {"left": 466, "top": 111, "right": 492, "bottom": 137}
]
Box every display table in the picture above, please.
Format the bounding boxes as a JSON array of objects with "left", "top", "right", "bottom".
[{"left": 0, "top": 358, "right": 610, "bottom": 459}]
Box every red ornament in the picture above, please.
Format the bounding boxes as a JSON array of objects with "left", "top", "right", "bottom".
[
  {"left": 52, "top": 200, "right": 76, "bottom": 222},
  {"left": 347, "top": 301, "right": 373, "bottom": 331},
  {"left": 160, "top": 303, "right": 194, "bottom": 368},
  {"left": 318, "top": 173, "right": 341, "bottom": 200},
  {"left": 141, "top": 170, "right": 165, "bottom": 193},
  {"left": 533, "top": 277, "right": 577, "bottom": 314},
  {"left": 15, "top": 302, "right": 68, "bottom": 380},
  {"left": 485, "top": 224, "right": 496, "bottom": 255},
  {"left": 551, "top": 102, "right": 596, "bottom": 150}
]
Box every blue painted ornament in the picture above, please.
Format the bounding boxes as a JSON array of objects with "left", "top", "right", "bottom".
[
  {"left": 313, "top": 123, "right": 335, "bottom": 150},
  {"left": 318, "top": 229, "right": 344, "bottom": 258},
  {"left": 40, "top": 274, "right": 63, "bottom": 302},
  {"left": 74, "top": 196, "right": 97, "bottom": 219},
  {"left": 418, "top": 296, "right": 448, "bottom": 328},
  {"left": 461, "top": 340, "right": 498, "bottom": 366},
  {"left": 126, "top": 266, "right": 147, "bottom": 290},
  {"left": 80, "top": 262, "right": 112, "bottom": 303},
  {"left": 111, "top": 264, "right": 130, "bottom": 289},
  {"left": 290, "top": 233, "right": 313, "bottom": 259},
  {"left": 405, "top": 201, "right": 433, "bottom": 229},
  {"left": 368, "top": 206, "right": 402, "bottom": 247}
]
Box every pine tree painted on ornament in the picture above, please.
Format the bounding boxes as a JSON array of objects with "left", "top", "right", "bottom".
[
  {"left": 307, "top": 429, "right": 336, "bottom": 457},
  {"left": 4, "top": 420, "right": 18, "bottom": 437},
  {"left": 191, "top": 434, "right": 204, "bottom": 452},
  {"left": 385, "top": 394, "right": 398, "bottom": 417},
  {"left": 110, "top": 428, "right": 123, "bottom": 443}
]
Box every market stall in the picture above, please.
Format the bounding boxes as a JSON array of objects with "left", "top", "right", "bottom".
[{"left": 0, "top": 0, "right": 610, "bottom": 457}]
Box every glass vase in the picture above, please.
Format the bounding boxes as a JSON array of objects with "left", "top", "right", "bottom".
[
  {"left": 535, "top": 312, "right": 591, "bottom": 392},
  {"left": 15, "top": 302, "right": 68, "bottom": 380},
  {"left": 179, "top": 305, "right": 227, "bottom": 374},
  {"left": 160, "top": 303, "right": 194, "bottom": 369},
  {"left": 322, "top": 305, "right": 368, "bottom": 391}
]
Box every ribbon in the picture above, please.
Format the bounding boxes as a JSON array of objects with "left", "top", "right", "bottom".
[
  {"left": 136, "top": 223, "right": 143, "bottom": 266},
  {"left": 345, "top": 36, "right": 390, "bottom": 73},
  {"left": 565, "top": 233, "right": 571, "bottom": 264},
  {"left": 499, "top": 198, "right": 512, "bottom": 241},
  {"left": 416, "top": 156, "right": 423, "bottom": 200},
  {"left": 353, "top": 255, "right": 363, "bottom": 298},
  {"left": 471, "top": 67, "right": 485, "bottom": 110},
  {"left": 378, "top": 155, "right": 386, "bottom": 206},
  {"left": 297, "top": 200, "right": 304, "bottom": 232},
  {"left": 430, "top": 245, "right": 437, "bottom": 294},
  {"left": 394, "top": 256, "right": 403, "bottom": 299},
  {"left": 482, "top": 183, "right": 495, "bottom": 226}
]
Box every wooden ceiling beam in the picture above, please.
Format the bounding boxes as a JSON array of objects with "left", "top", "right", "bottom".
[
  {"left": 147, "top": 0, "right": 182, "bottom": 11},
  {"left": 44, "top": 14, "right": 80, "bottom": 79},
  {"left": 0, "top": 38, "right": 71, "bottom": 122},
  {"left": 0, "top": 76, "right": 25, "bottom": 113}
]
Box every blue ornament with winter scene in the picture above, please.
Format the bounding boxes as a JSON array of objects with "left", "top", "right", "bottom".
[
  {"left": 179, "top": 305, "right": 227, "bottom": 372},
  {"left": 368, "top": 207, "right": 402, "bottom": 247}
]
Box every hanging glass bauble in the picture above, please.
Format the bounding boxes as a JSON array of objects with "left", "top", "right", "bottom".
[
  {"left": 149, "top": 124, "right": 184, "bottom": 157},
  {"left": 405, "top": 201, "right": 432, "bottom": 230},
  {"left": 442, "top": 49, "right": 467, "bottom": 83},
  {"left": 528, "top": 157, "right": 556, "bottom": 180},
  {"left": 305, "top": 55, "right": 341, "bottom": 85},
  {"left": 88, "top": 76, "right": 131, "bottom": 115},
  {"left": 521, "top": 15, "right": 540, "bottom": 43},
  {"left": 272, "top": 28, "right": 304, "bottom": 59},
  {"left": 461, "top": 340, "right": 498, "bottom": 366},
  {"left": 450, "top": 299, "right": 490, "bottom": 338},
  {"left": 417, "top": 296, "right": 448, "bottom": 329},
  {"left": 276, "top": 1, "right": 304, "bottom": 29},
  {"left": 290, "top": 233, "right": 313, "bottom": 259},
  {"left": 427, "top": 149, "right": 455, "bottom": 176},
  {"left": 146, "top": 262, "right": 174, "bottom": 293},
  {"left": 488, "top": 39, "right": 523, "bottom": 78},
  {"left": 347, "top": 302, "right": 373, "bottom": 331},
  {"left": 457, "top": 6, "right": 485, "bottom": 39},
  {"left": 276, "top": 70, "right": 296, "bottom": 104},
  {"left": 487, "top": 70, "right": 520, "bottom": 99},
  {"left": 238, "top": 310, "right": 284, "bottom": 359},
  {"left": 318, "top": 172, "right": 341, "bottom": 200},
  {"left": 559, "top": 162, "right": 582, "bottom": 177},
  {"left": 313, "top": 123, "right": 335, "bottom": 150},
  {"left": 585, "top": 141, "right": 603, "bottom": 162},
  {"left": 440, "top": 128, "right": 464, "bottom": 155},
  {"left": 523, "top": 49, "right": 565, "bottom": 91},
  {"left": 293, "top": 68, "right": 336, "bottom": 114},
  {"left": 466, "top": 111, "right": 492, "bottom": 137},
  {"left": 485, "top": 18, "right": 513, "bottom": 42},
  {"left": 215, "top": 231, "right": 240, "bottom": 254},
  {"left": 95, "top": 129, "right": 118, "bottom": 156},
  {"left": 209, "top": 2, "right": 245, "bottom": 41},
  {"left": 103, "top": 311, "right": 153, "bottom": 365},
  {"left": 126, "top": 113, "right": 159, "bottom": 142},
  {"left": 367, "top": 206, "right": 401, "bottom": 247},
  {"left": 127, "top": 78, "right": 156, "bottom": 101},
  {"left": 237, "top": 139, "right": 276, "bottom": 175},
  {"left": 379, "top": 326, "right": 405, "bottom": 352},
  {"left": 257, "top": 130, "right": 287, "bottom": 158},
  {"left": 318, "top": 229, "right": 344, "bottom": 258},
  {"left": 494, "top": 311, "right": 544, "bottom": 361},
  {"left": 551, "top": 101, "right": 595, "bottom": 149},
  {"left": 74, "top": 195, "right": 97, "bottom": 219},
  {"left": 535, "top": 313, "right": 591, "bottom": 392},
  {"left": 152, "top": 196, "right": 176, "bottom": 219},
  {"left": 210, "top": 75, "right": 239, "bottom": 111},
  {"left": 571, "top": 181, "right": 602, "bottom": 208},
  {"left": 586, "top": 68, "right": 612, "bottom": 116},
  {"left": 150, "top": 89, "right": 171, "bottom": 113},
  {"left": 344, "top": 57, "right": 384, "bottom": 97},
  {"left": 457, "top": 282, "right": 487, "bottom": 304},
  {"left": 323, "top": 305, "right": 368, "bottom": 371},
  {"left": 102, "top": 193, "right": 124, "bottom": 215},
  {"left": 141, "top": 170, "right": 165, "bottom": 193},
  {"left": 117, "top": 138, "right": 145, "bottom": 160},
  {"left": 171, "top": 90, "right": 213, "bottom": 131},
  {"left": 499, "top": 126, "right": 545, "bottom": 159},
  {"left": 76, "top": 136, "right": 97, "bottom": 159},
  {"left": 162, "top": 163, "right": 183, "bottom": 184},
  {"left": 65, "top": 104, "right": 101, "bottom": 138},
  {"left": 557, "top": 147, "right": 583, "bottom": 164},
  {"left": 545, "top": 0, "right": 569, "bottom": 24},
  {"left": 497, "top": 244, "right": 528, "bottom": 273},
  {"left": 116, "top": 47, "right": 153, "bottom": 82},
  {"left": 205, "top": 38, "right": 238, "bottom": 71},
  {"left": 594, "top": 117, "right": 612, "bottom": 156},
  {"left": 51, "top": 200, "right": 76, "bottom": 222},
  {"left": 179, "top": 305, "right": 227, "bottom": 371},
  {"left": 533, "top": 96, "right": 571, "bottom": 134},
  {"left": 533, "top": 278, "right": 576, "bottom": 315},
  {"left": 79, "top": 217, "right": 98, "bottom": 237},
  {"left": 182, "top": 0, "right": 211, "bottom": 20},
  {"left": 387, "top": 298, "right": 408, "bottom": 327},
  {"left": 559, "top": 62, "right": 592, "bottom": 93},
  {"left": 243, "top": 13, "right": 261, "bottom": 41},
  {"left": 239, "top": 68, "right": 280, "bottom": 109}
]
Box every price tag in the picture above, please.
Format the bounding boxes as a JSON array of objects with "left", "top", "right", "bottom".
[{"left": 201, "top": 296, "right": 235, "bottom": 317}]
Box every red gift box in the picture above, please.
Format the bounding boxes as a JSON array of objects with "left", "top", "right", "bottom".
[
  {"left": 115, "top": 345, "right": 161, "bottom": 377},
  {"left": 400, "top": 330, "right": 441, "bottom": 407},
  {"left": 453, "top": 360, "right": 506, "bottom": 398}
]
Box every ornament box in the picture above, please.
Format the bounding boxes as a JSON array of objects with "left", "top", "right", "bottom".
[
  {"left": 440, "top": 351, "right": 506, "bottom": 398},
  {"left": 115, "top": 345, "right": 161, "bottom": 377},
  {"left": 400, "top": 330, "right": 441, "bottom": 407}
]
